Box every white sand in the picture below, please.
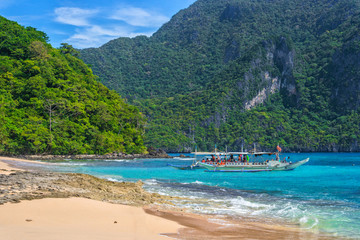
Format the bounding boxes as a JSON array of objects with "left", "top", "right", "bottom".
[{"left": 0, "top": 197, "right": 181, "bottom": 240}]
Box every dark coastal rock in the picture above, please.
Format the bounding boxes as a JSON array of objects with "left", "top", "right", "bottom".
[
  {"left": 146, "top": 147, "right": 170, "bottom": 158},
  {"left": 14, "top": 149, "right": 172, "bottom": 161}
]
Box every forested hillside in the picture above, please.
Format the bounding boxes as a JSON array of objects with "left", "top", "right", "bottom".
[
  {"left": 0, "top": 16, "right": 147, "bottom": 155},
  {"left": 81, "top": 0, "right": 360, "bottom": 152}
]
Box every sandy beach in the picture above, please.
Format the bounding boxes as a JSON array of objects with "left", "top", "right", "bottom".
[
  {"left": 0, "top": 197, "right": 181, "bottom": 240},
  {"left": 0, "top": 157, "right": 183, "bottom": 239},
  {"left": 0, "top": 157, "right": 340, "bottom": 240}
]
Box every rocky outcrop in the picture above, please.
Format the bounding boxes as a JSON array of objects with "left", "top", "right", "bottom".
[
  {"left": 245, "top": 74, "right": 280, "bottom": 110},
  {"left": 0, "top": 171, "right": 175, "bottom": 206},
  {"left": 244, "top": 37, "right": 296, "bottom": 110},
  {"left": 273, "top": 37, "right": 296, "bottom": 96}
]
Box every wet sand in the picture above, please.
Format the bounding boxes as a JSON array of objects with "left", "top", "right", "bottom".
[
  {"left": 0, "top": 159, "right": 19, "bottom": 175},
  {"left": 0, "top": 156, "right": 342, "bottom": 239},
  {"left": 0, "top": 156, "right": 48, "bottom": 175},
  {"left": 145, "top": 206, "right": 339, "bottom": 240}
]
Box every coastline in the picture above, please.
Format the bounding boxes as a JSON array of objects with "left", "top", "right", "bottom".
[
  {"left": 0, "top": 156, "right": 49, "bottom": 175},
  {"left": 0, "top": 157, "right": 344, "bottom": 239},
  {"left": 10, "top": 149, "right": 172, "bottom": 161}
]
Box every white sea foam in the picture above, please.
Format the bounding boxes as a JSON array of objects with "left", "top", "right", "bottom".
[
  {"left": 299, "top": 215, "right": 319, "bottom": 230},
  {"left": 104, "top": 159, "right": 129, "bottom": 162},
  {"left": 192, "top": 181, "right": 204, "bottom": 184},
  {"left": 173, "top": 157, "right": 196, "bottom": 160},
  {"left": 276, "top": 202, "right": 303, "bottom": 218},
  {"left": 55, "top": 162, "right": 88, "bottom": 166},
  {"left": 106, "top": 177, "right": 122, "bottom": 182},
  {"left": 143, "top": 179, "right": 159, "bottom": 186},
  {"left": 300, "top": 216, "right": 308, "bottom": 224},
  {"left": 230, "top": 196, "right": 269, "bottom": 209},
  {"left": 141, "top": 178, "right": 324, "bottom": 235}
]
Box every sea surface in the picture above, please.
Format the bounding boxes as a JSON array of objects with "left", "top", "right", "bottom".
[{"left": 25, "top": 153, "right": 360, "bottom": 239}]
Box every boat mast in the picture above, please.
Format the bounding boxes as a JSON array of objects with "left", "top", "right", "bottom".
[{"left": 194, "top": 145, "right": 197, "bottom": 164}]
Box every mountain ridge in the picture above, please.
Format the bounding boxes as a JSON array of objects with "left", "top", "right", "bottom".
[{"left": 80, "top": 0, "right": 360, "bottom": 152}]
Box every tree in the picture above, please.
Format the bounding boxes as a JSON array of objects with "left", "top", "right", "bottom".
[{"left": 59, "top": 43, "right": 80, "bottom": 57}]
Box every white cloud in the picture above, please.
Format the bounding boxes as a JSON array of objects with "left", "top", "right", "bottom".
[
  {"left": 111, "top": 7, "right": 169, "bottom": 27},
  {"left": 54, "top": 7, "right": 98, "bottom": 26},
  {"left": 66, "top": 25, "right": 153, "bottom": 48},
  {"left": 53, "top": 6, "right": 165, "bottom": 48}
]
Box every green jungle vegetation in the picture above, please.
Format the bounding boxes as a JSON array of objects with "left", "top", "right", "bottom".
[
  {"left": 0, "top": 16, "right": 147, "bottom": 155},
  {"left": 80, "top": 0, "right": 360, "bottom": 152}
]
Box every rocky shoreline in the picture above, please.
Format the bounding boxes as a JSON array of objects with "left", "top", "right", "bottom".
[
  {"left": 0, "top": 171, "right": 176, "bottom": 206},
  {"left": 11, "top": 148, "right": 172, "bottom": 161}
]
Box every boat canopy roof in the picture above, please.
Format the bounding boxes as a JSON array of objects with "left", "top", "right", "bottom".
[{"left": 192, "top": 151, "right": 276, "bottom": 155}]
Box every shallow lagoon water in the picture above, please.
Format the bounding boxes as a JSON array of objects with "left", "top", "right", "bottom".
[{"left": 42, "top": 153, "right": 360, "bottom": 239}]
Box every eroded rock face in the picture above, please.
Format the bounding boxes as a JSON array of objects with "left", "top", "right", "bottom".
[
  {"left": 274, "top": 37, "right": 297, "bottom": 96},
  {"left": 0, "top": 171, "right": 175, "bottom": 206},
  {"left": 244, "top": 37, "right": 297, "bottom": 110}
]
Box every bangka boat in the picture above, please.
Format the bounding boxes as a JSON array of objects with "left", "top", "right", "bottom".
[{"left": 194, "top": 150, "right": 309, "bottom": 172}]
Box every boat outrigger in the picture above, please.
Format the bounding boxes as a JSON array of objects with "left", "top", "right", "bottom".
[
  {"left": 167, "top": 163, "right": 200, "bottom": 170},
  {"left": 194, "top": 148, "right": 309, "bottom": 172}
]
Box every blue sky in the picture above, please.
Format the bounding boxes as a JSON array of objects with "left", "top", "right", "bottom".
[{"left": 0, "top": 0, "right": 196, "bottom": 49}]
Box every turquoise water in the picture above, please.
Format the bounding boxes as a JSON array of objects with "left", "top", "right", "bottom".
[{"left": 35, "top": 153, "right": 359, "bottom": 238}]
